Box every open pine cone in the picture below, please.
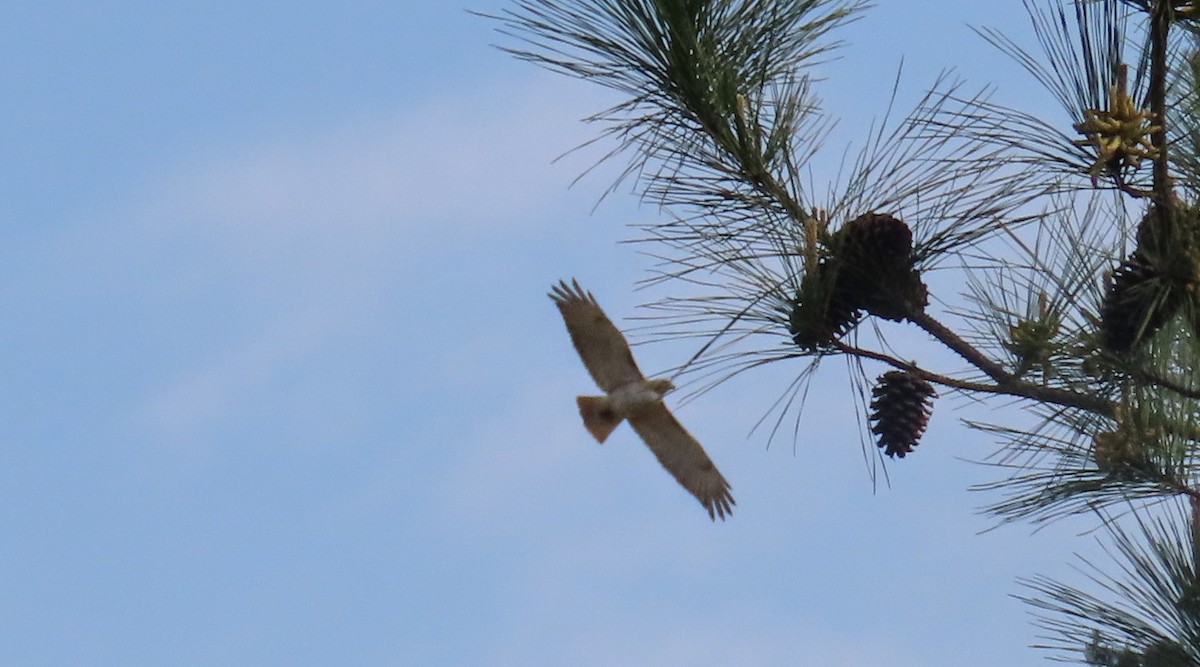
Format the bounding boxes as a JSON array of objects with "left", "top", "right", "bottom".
[{"left": 828, "top": 213, "right": 928, "bottom": 322}]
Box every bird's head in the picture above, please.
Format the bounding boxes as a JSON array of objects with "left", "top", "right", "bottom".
[{"left": 646, "top": 378, "right": 675, "bottom": 397}]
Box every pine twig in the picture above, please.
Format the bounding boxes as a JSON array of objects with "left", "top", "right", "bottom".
[{"left": 833, "top": 327, "right": 1115, "bottom": 417}]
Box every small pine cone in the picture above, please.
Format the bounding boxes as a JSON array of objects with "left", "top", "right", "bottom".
[
  {"left": 1179, "top": 578, "right": 1200, "bottom": 619},
  {"left": 869, "top": 371, "right": 936, "bottom": 459},
  {"left": 830, "top": 213, "right": 928, "bottom": 321},
  {"left": 788, "top": 262, "right": 862, "bottom": 350},
  {"left": 1135, "top": 205, "right": 1173, "bottom": 260},
  {"left": 1135, "top": 201, "right": 1199, "bottom": 267},
  {"left": 1093, "top": 427, "right": 1156, "bottom": 477},
  {"left": 1100, "top": 253, "right": 1184, "bottom": 353},
  {"left": 1092, "top": 430, "right": 1139, "bottom": 472}
]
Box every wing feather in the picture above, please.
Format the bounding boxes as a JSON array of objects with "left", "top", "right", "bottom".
[
  {"left": 627, "top": 405, "right": 735, "bottom": 521},
  {"left": 548, "top": 279, "right": 644, "bottom": 392}
]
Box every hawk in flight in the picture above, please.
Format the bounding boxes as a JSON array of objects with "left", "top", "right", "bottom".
[{"left": 549, "top": 279, "right": 735, "bottom": 520}]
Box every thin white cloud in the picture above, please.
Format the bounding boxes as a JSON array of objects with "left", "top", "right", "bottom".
[
  {"left": 87, "top": 72, "right": 619, "bottom": 446},
  {"left": 130, "top": 302, "right": 337, "bottom": 445},
  {"left": 143, "top": 72, "right": 617, "bottom": 242}
]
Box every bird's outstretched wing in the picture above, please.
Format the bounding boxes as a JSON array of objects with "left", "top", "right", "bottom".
[
  {"left": 627, "top": 405, "right": 736, "bottom": 521},
  {"left": 548, "top": 279, "right": 644, "bottom": 392}
]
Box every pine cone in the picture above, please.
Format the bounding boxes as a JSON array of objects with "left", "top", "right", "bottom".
[
  {"left": 788, "top": 260, "right": 862, "bottom": 350},
  {"left": 1100, "top": 253, "right": 1184, "bottom": 353},
  {"left": 829, "top": 213, "right": 928, "bottom": 322},
  {"left": 869, "top": 371, "right": 936, "bottom": 459},
  {"left": 1135, "top": 201, "right": 1199, "bottom": 270}
]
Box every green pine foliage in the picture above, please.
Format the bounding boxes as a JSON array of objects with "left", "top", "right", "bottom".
[{"left": 487, "top": 0, "right": 1200, "bottom": 662}]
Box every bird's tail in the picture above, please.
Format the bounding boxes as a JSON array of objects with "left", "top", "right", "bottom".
[{"left": 576, "top": 395, "right": 622, "bottom": 443}]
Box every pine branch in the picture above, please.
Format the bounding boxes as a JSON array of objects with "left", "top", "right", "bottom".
[
  {"left": 832, "top": 320, "right": 1117, "bottom": 417},
  {"left": 1150, "top": 0, "right": 1177, "bottom": 209}
]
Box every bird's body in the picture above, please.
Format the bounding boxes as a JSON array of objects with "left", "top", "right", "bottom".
[
  {"left": 604, "top": 378, "right": 673, "bottom": 417},
  {"left": 549, "top": 279, "right": 735, "bottom": 521}
]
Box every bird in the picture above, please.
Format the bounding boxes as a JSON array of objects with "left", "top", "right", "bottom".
[{"left": 548, "top": 279, "right": 735, "bottom": 520}]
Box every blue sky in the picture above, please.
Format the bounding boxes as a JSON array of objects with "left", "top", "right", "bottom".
[{"left": 0, "top": 2, "right": 1123, "bottom": 665}]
